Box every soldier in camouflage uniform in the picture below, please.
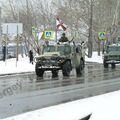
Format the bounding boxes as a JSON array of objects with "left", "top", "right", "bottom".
[{"left": 59, "top": 33, "right": 68, "bottom": 42}]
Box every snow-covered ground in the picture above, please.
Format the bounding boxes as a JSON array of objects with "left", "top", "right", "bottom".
[
  {"left": 0, "top": 52, "right": 103, "bottom": 75},
  {"left": 0, "top": 56, "right": 35, "bottom": 75},
  {"left": 85, "top": 51, "right": 103, "bottom": 63},
  {"left": 2, "top": 90, "right": 120, "bottom": 120}
]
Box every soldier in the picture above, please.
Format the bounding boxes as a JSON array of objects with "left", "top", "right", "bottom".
[
  {"left": 29, "top": 50, "right": 33, "bottom": 64},
  {"left": 59, "top": 33, "right": 69, "bottom": 42},
  {"left": 2, "top": 46, "right": 6, "bottom": 61}
]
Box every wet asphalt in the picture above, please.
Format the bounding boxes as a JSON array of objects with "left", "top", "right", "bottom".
[{"left": 0, "top": 62, "right": 120, "bottom": 118}]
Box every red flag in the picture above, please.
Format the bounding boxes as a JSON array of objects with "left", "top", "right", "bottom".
[{"left": 56, "top": 17, "right": 67, "bottom": 31}]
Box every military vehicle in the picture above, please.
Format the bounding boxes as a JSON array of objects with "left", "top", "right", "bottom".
[
  {"left": 103, "top": 37, "right": 120, "bottom": 68},
  {"left": 35, "top": 42, "right": 85, "bottom": 77}
]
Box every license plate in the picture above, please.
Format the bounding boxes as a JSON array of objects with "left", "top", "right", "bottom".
[{"left": 39, "top": 66, "right": 60, "bottom": 68}]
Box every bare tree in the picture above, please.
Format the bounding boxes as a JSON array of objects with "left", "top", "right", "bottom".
[{"left": 1, "top": 0, "right": 119, "bottom": 56}]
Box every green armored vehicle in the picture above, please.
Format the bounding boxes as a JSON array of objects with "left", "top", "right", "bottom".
[
  {"left": 35, "top": 42, "right": 85, "bottom": 77},
  {"left": 103, "top": 38, "right": 120, "bottom": 68}
]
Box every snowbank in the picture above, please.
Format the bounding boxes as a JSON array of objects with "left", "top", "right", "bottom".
[
  {"left": 0, "top": 57, "right": 35, "bottom": 75},
  {"left": 2, "top": 90, "right": 120, "bottom": 120},
  {"left": 85, "top": 52, "right": 103, "bottom": 63}
]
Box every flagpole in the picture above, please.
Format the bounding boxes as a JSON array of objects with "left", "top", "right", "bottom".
[
  {"left": 55, "top": 17, "right": 57, "bottom": 42},
  {"left": 56, "top": 17, "right": 67, "bottom": 41}
]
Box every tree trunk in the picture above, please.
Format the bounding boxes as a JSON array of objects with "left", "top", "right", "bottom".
[
  {"left": 98, "top": 41, "right": 100, "bottom": 56},
  {"left": 88, "top": 0, "right": 93, "bottom": 58}
]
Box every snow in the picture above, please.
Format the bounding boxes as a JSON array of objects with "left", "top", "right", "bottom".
[
  {"left": 85, "top": 52, "right": 103, "bottom": 63},
  {"left": 2, "top": 90, "right": 120, "bottom": 120},
  {"left": 0, "top": 56, "right": 35, "bottom": 75},
  {"left": 0, "top": 51, "right": 103, "bottom": 75},
  {"left": 1, "top": 51, "right": 117, "bottom": 120}
]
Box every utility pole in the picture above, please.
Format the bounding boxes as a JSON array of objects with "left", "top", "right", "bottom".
[
  {"left": 26, "top": 0, "right": 30, "bottom": 52},
  {"left": 26, "top": 0, "right": 32, "bottom": 35},
  {"left": 0, "top": 7, "right": 2, "bottom": 53},
  {"left": 26, "top": 0, "right": 29, "bottom": 31},
  {"left": 88, "top": 0, "right": 94, "bottom": 58},
  {"left": 0, "top": 7, "right": 1, "bottom": 37},
  {"left": 0, "top": 7, "right": 2, "bottom": 60},
  {"left": 16, "top": 1, "right": 20, "bottom": 67},
  {"left": 116, "top": 0, "right": 120, "bottom": 37}
]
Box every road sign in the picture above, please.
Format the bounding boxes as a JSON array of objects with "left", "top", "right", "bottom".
[
  {"left": 2, "top": 23, "right": 23, "bottom": 35},
  {"left": 98, "top": 32, "right": 106, "bottom": 40},
  {"left": 32, "top": 26, "right": 37, "bottom": 37},
  {"left": 44, "top": 30, "right": 56, "bottom": 40}
]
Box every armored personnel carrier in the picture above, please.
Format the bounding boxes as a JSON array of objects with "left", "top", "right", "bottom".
[
  {"left": 35, "top": 42, "right": 85, "bottom": 77},
  {"left": 103, "top": 37, "right": 120, "bottom": 68}
]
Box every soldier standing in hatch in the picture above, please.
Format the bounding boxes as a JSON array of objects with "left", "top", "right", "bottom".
[{"left": 59, "top": 33, "right": 69, "bottom": 42}]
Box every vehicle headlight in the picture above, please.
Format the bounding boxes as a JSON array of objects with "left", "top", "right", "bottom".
[
  {"left": 40, "top": 57, "right": 46, "bottom": 60},
  {"left": 34, "top": 57, "right": 44, "bottom": 63},
  {"left": 58, "top": 59, "right": 65, "bottom": 63},
  {"left": 104, "top": 56, "right": 108, "bottom": 60},
  {"left": 34, "top": 58, "right": 37, "bottom": 63},
  {"left": 58, "top": 58, "right": 65, "bottom": 63}
]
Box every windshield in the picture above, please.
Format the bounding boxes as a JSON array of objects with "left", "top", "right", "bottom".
[
  {"left": 57, "top": 45, "right": 71, "bottom": 55},
  {"left": 107, "top": 46, "right": 120, "bottom": 52},
  {"left": 44, "top": 45, "right": 55, "bottom": 52},
  {"left": 43, "top": 45, "right": 71, "bottom": 55}
]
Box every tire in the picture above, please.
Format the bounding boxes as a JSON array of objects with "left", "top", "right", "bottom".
[
  {"left": 83, "top": 59, "right": 85, "bottom": 68},
  {"left": 52, "top": 70, "right": 58, "bottom": 78},
  {"left": 80, "top": 59, "right": 84, "bottom": 70},
  {"left": 62, "top": 61, "right": 71, "bottom": 77},
  {"left": 35, "top": 63, "right": 44, "bottom": 77},
  {"left": 104, "top": 59, "right": 108, "bottom": 68},
  {"left": 111, "top": 63, "right": 115, "bottom": 69},
  {"left": 76, "top": 59, "right": 83, "bottom": 76}
]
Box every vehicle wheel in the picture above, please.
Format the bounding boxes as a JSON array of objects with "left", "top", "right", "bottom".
[
  {"left": 80, "top": 59, "right": 84, "bottom": 70},
  {"left": 62, "top": 61, "right": 71, "bottom": 77},
  {"left": 76, "top": 60, "right": 83, "bottom": 75},
  {"left": 111, "top": 63, "right": 115, "bottom": 69},
  {"left": 103, "top": 59, "right": 108, "bottom": 68},
  {"left": 83, "top": 59, "right": 85, "bottom": 68},
  {"left": 35, "top": 63, "right": 44, "bottom": 77},
  {"left": 52, "top": 70, "right": 58, "bottom": 78}
]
